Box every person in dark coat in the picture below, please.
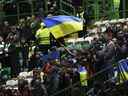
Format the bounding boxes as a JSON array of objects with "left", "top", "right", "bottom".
[
  {"left": 95, "top": 49, "right": 106, "bottom": 82},
  {"left": 31, "top": 79, "right": 47, "bottom": 96},
  {"left": 18, "top": 79, "right": 32, "bottom": 96},
  {"left": 104, "top": 39, "right": 117, "bottom": 80},
  {"left": 2, "top": 21, "right": 11, "bottom": 40},
  {"left": 44, "top": 63, "right": 60, "bottom": 96}
]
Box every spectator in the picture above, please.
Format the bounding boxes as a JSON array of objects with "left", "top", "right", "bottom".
[{"left": 2, "top": 21, "right": 11, "bottom": 40}]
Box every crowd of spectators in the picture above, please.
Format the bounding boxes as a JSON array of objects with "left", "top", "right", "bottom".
[
  {"left": 0, "top": 16, "right": 41, "bottom": 77},
  {"left": 0, "top": 14, "right": 128, "bottom": 96}
]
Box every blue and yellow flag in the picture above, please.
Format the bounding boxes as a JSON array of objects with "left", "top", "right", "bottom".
[
  {"left": 116, "top": 59, "right": 128, "bottom": 83},
  {"left": 43, "top": 15, "right": 83, "bottom": 39}
]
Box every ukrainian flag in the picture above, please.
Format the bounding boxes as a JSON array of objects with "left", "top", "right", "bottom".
[
  {"left": 43, "top": 15, "right": 83, "bottom": 39},
  {"left": 117, "top": 59, "right": 128, "bottom": 83}
]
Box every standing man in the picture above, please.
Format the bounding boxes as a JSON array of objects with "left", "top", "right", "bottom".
[
  {"left": 113, "top": 0, "right": 120, "bottom": 18},
  {"left": 72, "top": 0, "right": 82, "bottom": 15},
  {"left": 35, "top": 23, "right": 51, "bottom": 54}
]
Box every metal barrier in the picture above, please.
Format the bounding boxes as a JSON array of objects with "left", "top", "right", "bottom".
[
  {"left": 0, "top": 0, "right": 128, "bottom": 22},
  {"left": 59, "top": 0, "right": 76, "bottom": 16}
]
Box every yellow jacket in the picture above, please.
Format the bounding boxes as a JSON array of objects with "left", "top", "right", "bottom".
[{"left": 36, "top": 28, "right": 50, "bottom": 45}]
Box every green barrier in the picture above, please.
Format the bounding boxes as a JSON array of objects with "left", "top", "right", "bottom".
[{"left": 66, "top": 42, "right": 90, "bottom": 50}]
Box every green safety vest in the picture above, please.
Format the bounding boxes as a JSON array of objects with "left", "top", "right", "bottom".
[
  {"left": 113, "top": 0, "right": 120, "bottom": 18},
  {"left": 36, "top": 28, "right": 50, "bottom": 45},
  {"left": 80, "top": 70, "right": 88, "bottom": 86}
]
